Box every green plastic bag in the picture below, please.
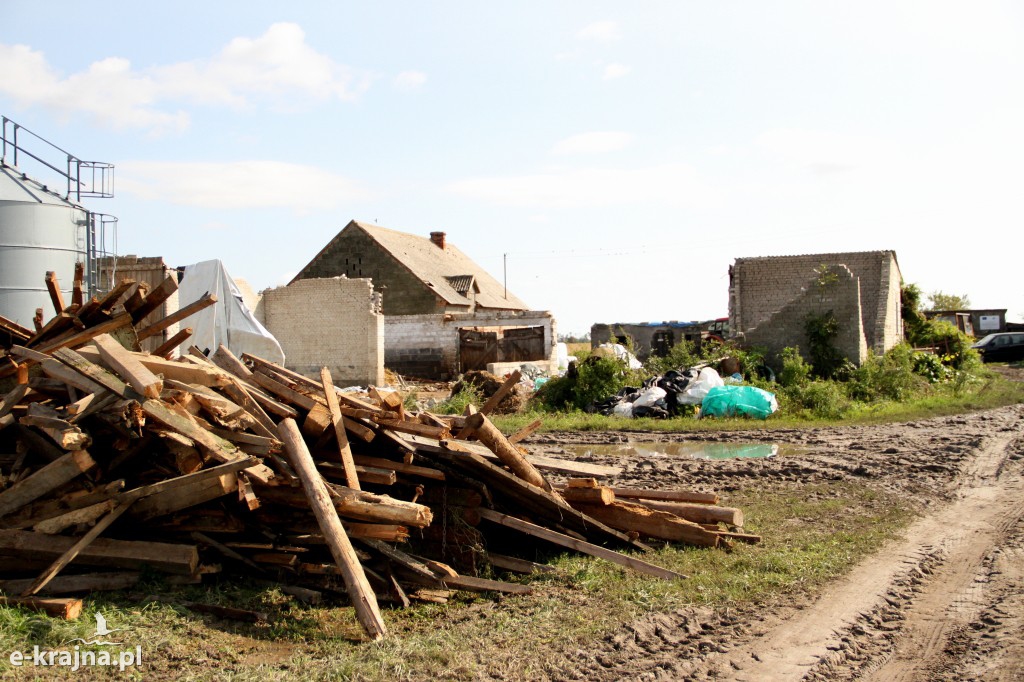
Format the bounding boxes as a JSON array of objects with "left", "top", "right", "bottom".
[{"left": 700, "top": 385, "right": 778, "bottom": 419}]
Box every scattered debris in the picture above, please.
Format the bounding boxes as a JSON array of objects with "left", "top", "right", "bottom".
[{"left": 0, "top": 270, "right": 749, "bottom": 638}]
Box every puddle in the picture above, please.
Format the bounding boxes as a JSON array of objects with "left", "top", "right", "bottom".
[{"left": 563, "top": 442, "right": 813, "bottom": 460}]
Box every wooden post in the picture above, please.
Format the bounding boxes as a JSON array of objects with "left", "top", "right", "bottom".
[
  {"left": 71, "top": 262, "right": 84, "bottom": 308},
  {"left": 45, "top": 271, "right": 66, "bottom": 316},
  {"left": 320, "top": 367, "right": 360, "bottom": 490},
  {"left": 277, "top": 418, "right": 386, "bottom": 641},
  {"left": 465, "top": 412, "right": 551, "bottom": 491}
]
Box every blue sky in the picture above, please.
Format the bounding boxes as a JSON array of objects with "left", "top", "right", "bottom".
[{"left": 3, "top": 1, "right": 1022, "bottom": 335}]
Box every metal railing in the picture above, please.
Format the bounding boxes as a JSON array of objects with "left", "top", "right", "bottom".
[{"left": 1, "top": 116, "right": 114, "bottom": 201}]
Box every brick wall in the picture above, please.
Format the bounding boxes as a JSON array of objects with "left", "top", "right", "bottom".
[
  {"left": 260, "top": 277, "right": 384, "bottom": 387},
  {"left": 296, "top": 228, "right": 445, "bottom": 316},
  {"left": 730, "top": 251, "right": 901, "bottom": 361},
  {"left": 742, "top": 264, "right": 868, "bottom": 366}
]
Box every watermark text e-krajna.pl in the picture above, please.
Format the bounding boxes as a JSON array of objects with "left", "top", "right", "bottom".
[{"left": 10, "top": 645, "right": 142, "bottom": 672}]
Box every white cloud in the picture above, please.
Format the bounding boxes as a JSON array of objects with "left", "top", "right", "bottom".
[
  {"left": 446, "top": 163, "right": 716, "bottom": 209},
  {"left": 577, "top": 21, "right": 621, "bottom": 42},
  {"left": 0, "top": 23, "right": 369, "bottom": 133},
  {"left": 393, "top": 70, "right": 427, "bottom": 91},
  {"left": 117, "top": 160, "right": 374, "bottom": 210},
  {"left": 552, "top": 131, "right": 633, "bottom": 155},
  {"left": 603, "top": 63, "right": 630, "bottom": 80},
  {"left": 755, "top": 128, "right": 897, "bottom": 175}
]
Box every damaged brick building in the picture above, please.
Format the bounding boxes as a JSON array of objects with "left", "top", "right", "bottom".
[{"left": 729, "top": 250, "right": 904, "bottom": 366}]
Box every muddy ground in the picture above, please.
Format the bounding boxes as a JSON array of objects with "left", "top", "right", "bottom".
[{"left": 523, "top": 402, "right": 1024, "bottom": 681}]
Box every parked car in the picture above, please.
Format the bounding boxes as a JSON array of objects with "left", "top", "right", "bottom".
[{"left": 971, "top": 332, "right": 1024, "bottom": 363}]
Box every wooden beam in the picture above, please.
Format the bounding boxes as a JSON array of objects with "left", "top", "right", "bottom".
[
  {"left": 0, "top": 572, "right": 140, "bottom": 596},
  {"left": 0, "top": 529, "right": 199, "bottom": 575},
  {"left": 0, "top": 450, "right": 96, "bottom": 518},
  {"left": 506, "top": 418, "right": 543, "bottom": 445},
  {"left": 45, "top": 271, "right": 66, "bottom": 316},
  {"left": 624, "top": 499, "right": 744, "bottom": 527},
  {"left": 36, "top": 312, "right": 133, "bottom": 355},
  {"left": 153, "top": 328, "right": 193, "bottom": 358},
  {"left": 93, "top": 333, "right": 164, "bottom": 399},
  {"left": 568, "top": 501, "right": 721, "bottom": 547},
  {"left": 71, "top": 263, "right": 84, "bottom": 308},
  {"left": 0, "top": 596, "right": 82, "bottom": 620},
  {"left": 21, "top": 499, "right": 137, "bottom": 595},
  {"left": 321, "top": 366, "right": 359, "bottom": 489},
  {"left": 465, "top": 412, "right": 550, "bottom": 491},
  {"left": 478, "top": 509, "right": 686, "bottom": 581},
  {"left": 129, "top": 274, "right": 179, "bottom": 323},
  {"left": 278, "top": 418, "right": 386, "bottom": 641},
  {"left": 209, "top": 344, "right": 254, "bottom": 379},
  {"left": 136, "top": 292, "right": 217, "bottom": 341},
  {"left": 606, "top": 487, "right": 720, "bottom": 506}
]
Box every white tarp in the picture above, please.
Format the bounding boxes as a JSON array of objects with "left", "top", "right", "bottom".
[{"left": 178, "top": 260, "right": 285, "bottom": 364}]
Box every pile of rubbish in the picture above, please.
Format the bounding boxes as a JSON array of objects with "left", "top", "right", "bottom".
[{"left": 590, "top": 365, "right": 778, "bottom": 420}]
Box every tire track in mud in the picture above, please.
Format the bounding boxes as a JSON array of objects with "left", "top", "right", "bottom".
[
  {"left": 548, "top": 406, "right": 1024, "bottom": 682},
  {"left": 706, "top": 431, "right": 1021, "bottom": 681}
]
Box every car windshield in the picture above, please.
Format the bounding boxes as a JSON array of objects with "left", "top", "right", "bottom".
[{"left": 973, "top": 334, "right": 1000, "bottom": 347}]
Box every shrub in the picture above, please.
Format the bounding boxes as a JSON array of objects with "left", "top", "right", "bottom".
[
  {"left": 782, "top": 380, "right": 851, "bottom": 419},
  {"left": 911, "top": 351, "right": 952, "bottom": 383},
  {"left": 915, "top": 319, "right": 980, "bottom": 370},
  {"left": 847, "top": 344, "right": 924, "bottom": 402},
  {"left": 436, "top": 384, "right": 481, "bottom": 415},
  {"left": 644, "top": 339, "right": 701, "bottom": 376},
  {"left": 777, "top": 346, "right": 811, "bottom": 387},
  {"left": 535, "top": 355, "right": 639, "bottom": 412}
]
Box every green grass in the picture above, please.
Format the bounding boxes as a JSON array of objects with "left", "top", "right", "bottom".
[
  {"left": 493, "top": 369, "right": 1024, "bottom": 434},
  {"left": 0, "top": 484, "right": 912, "bottom": 680}
]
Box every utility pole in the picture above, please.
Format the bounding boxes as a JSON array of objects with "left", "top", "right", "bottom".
[{"left": 503, "top": 253, "right": 507, "bottom": 299}]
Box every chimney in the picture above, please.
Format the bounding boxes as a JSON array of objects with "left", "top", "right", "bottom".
[{"left": 429, "top": 231, "right": 447, "bottom": 250}]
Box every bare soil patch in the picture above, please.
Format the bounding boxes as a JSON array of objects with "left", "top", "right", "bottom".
[{"left": 523, "top": 404, "right": 1024, "bottom": 681}]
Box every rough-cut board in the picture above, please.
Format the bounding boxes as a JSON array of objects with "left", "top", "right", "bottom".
[
  {"left": 478, "top": 508, "right": 687, "bottom": 581},
  {"left": 0, "top": 529, "right": 199, "bottom": 574},
  {"left": 92, "top": 333, "right": 163, "bottom": 399},
  {"left": 428, "top": 444, "right": 641, "bottom": 549},
  {"left": 0, "top": 450, "right": 96, "bottom": 518}
]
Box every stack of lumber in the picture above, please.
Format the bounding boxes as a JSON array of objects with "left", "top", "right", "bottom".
[{"left": 0, "top": 271, "right": 752, "bottom": 639}]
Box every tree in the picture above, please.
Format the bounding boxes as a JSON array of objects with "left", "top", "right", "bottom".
[{"left": 927, "top": 290, "right": 971, "bottom": 311}]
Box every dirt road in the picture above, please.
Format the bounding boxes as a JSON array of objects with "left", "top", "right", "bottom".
[{"left": 530, "top": 403, "right": 1024, "bottom": 681}]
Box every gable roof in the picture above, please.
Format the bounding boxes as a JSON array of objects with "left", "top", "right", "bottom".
[{"left": 296, "top": 220, "right": 529, "bottom": 310}]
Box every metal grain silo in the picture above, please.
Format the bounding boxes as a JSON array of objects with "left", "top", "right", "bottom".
[
  {"left": 1, "top": 117, "right": 115, "bottom": 327},
  {"left": 0, "top": 164, "right": 89, "bottom": 326}
]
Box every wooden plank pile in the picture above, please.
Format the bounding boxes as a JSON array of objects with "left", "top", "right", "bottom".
[{"left": 0, "top": 271, "right": 753, "bottom": 640}]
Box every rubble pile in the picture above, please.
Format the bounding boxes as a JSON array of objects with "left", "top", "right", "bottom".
[{"left": 0, "top": 270, "right": 754, "bottom": 639}]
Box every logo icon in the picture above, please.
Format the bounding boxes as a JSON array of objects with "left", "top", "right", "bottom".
[{"left": 68, "top": 613, "right": 126, "bottom": 647}]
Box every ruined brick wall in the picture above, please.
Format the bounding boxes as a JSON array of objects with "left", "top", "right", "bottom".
[
  {"left": 730, "top": 251, "right": 901, "bottom": 358},
  {"left": 742, "top": 264, "right": 868, "bottom": 366},
  {"left": 295, "top": 229, "right": 445, "bottom": 316},
  {"left": 260, "top": 277, "right": 384, "bottom": 387},
  {"left": 385, "top": 310, "right": 557, "bottom": 379}
]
